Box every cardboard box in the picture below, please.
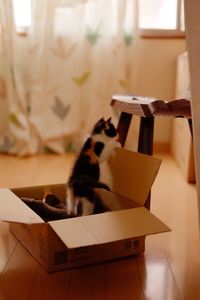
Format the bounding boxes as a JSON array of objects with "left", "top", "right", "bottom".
[{"left": 0, "top": 148, "right": 170, "bottom": 272}]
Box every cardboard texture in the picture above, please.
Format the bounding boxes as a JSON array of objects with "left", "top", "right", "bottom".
[
  {"left": 0, "top": 148, "right": 170, "bottom": 272},
  {"left": 0, "top": 189, "right": 43, "bottom": 224},
  {"left": 101, "top": 148, "right": 162, "bottom": 205}
]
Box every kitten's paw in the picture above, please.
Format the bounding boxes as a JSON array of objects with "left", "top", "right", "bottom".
[
  {"left": 101, "top": 183, "right": 110, "bottom": 191},
  {"left": 44, "top": 193, "right": 61, "bottom": 207}
]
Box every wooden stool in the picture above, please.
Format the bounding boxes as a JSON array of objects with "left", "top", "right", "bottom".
[{"left": 111, "top": 95, "right": 192, "bottom": 209}]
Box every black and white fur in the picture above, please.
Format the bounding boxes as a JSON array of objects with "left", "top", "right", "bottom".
[{"left": 66, "top": 117, "right": 119, "bottom": 216}]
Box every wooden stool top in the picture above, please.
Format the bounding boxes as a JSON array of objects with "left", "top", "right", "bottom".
[{"left": 111, "top": 95, "right": 191, "bottom": 118}]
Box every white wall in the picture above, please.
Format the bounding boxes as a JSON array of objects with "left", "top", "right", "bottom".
[
  {"left": 185, "top": 0, "right": 200, "bottom": 230},
  {"left": 125, "top": 37, "right": 186, "bottom": 151}
]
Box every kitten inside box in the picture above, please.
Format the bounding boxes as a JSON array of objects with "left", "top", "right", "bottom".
[
  {"left": 21, "top": 191, "right": 109, "bottom": 222},
  {"left": 21, "top": 117, "right": 119, "bottom": 222}
]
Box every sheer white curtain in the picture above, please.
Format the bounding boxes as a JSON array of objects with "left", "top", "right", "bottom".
[
  {"left": 0, "top": 0, "right": 136, "bottom": 156},
  {"left": 0, "top": 0, "right": 33, "bottom": 155}
]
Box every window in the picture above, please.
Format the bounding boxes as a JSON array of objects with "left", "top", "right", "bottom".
[
  {"left": 138, "top": 0, "right": 185, "bottom": 38},
  {"left": 12, "top": 0, "right": 185, "bottom": 38},
  {"left": 13, "top": 0, "right": 31, "bottom": 33}
]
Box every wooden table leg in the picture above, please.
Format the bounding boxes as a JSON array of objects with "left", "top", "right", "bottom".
[
  {"left": 137, "top": 117, "right": 154, "bottom": 155},
  {"left": 188, "top": 118, "right": 193, "bottom": 138},
  {"left": 117, "top": 112, "right": 133, "bottom": 147},
  {"left": 137, "top": 117, "right": 155, "bottom": 210}
]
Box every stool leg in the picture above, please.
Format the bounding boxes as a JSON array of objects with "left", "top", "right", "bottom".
[
  {"left": 137, "top": 117, "right": 155, "bottom": 210},
  {"left": 116, "top": 112, "right": 133, "bottom": 147},
  {"left": 138, "top": 117, "right": 154, "bottom": 155},
  {"left": 188, "top": 118, "right": 193, "bottom": 138}
]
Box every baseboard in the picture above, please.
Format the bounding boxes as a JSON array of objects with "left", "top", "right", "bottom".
[{"left": 153, "top": 142, "right": 170, "bottom": 153}]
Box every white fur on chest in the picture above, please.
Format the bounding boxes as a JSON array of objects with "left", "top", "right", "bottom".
[
  {"left": 92, "top": 133, "right": 120, "bottom": 163},
  {"left": 66, "top": 191, "right": 94, "bottom": 216}
]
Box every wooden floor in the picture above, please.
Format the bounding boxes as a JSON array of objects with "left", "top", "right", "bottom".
[{"left": 0, "top": 151, "right": 199, "bottom": 300}]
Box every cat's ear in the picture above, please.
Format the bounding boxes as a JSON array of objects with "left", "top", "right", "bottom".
[
  {"left": 92, "top": 117, "right": 106, "bottom": 134},
  {"left": 97, "top": 117, "right": 105, "bottom": 123},
  {"left": 106, "top": 117, "right": 112, "bottom": 124}
]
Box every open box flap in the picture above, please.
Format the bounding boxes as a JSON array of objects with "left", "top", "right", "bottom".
[
  {"left": 0, "top": 189, "right": 44, "bottom": 224},
  {"left": 95, "top": 188, "right": 140, "bottom": 211},
  {"left": 12, "top": 184, "right": 66, "bottom": 202},
  {"left": 49, "top": 207, "right": 170, "bottom": 249},
  {"left": 101, "top": 148, "right": 162, "bottom": 206}
]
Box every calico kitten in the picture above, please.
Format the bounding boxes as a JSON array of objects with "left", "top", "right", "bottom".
[{"left": 66, "top": 117, "right": 119, "bottom": 217}]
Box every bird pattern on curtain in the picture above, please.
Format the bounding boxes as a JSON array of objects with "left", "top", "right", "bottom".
[{"left": 0, "top": 0, "right": 136, "bottom": 156}]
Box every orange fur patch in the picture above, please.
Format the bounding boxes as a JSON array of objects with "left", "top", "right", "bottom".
[{"left": 84, "top": 141, "right": 98, "bottom": 164}]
